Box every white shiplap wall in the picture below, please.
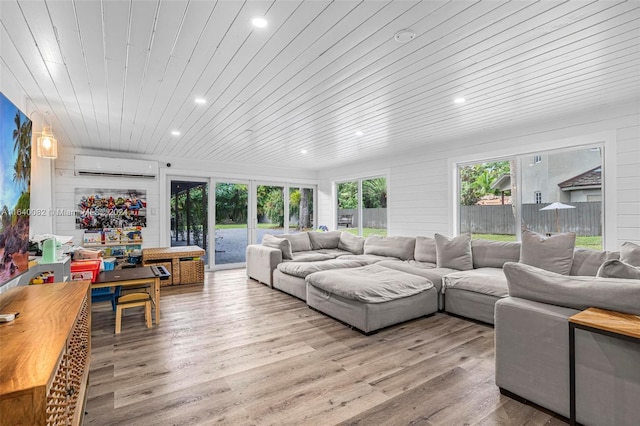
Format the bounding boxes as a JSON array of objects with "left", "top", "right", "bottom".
[
  {"left": 616, "top": 125, "right": 640, "bottom": 246},
  {"left": 318, "top": 106, "right": 640, "bottom": 249},
  {"left": 52, "top": 150, "right": 162, "bottom": 248}
]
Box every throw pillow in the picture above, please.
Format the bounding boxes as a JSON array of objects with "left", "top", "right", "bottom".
[
  {"left": 434, "top": 233, "right": 473, "bottom": 271},
  {"left": 262, "top": 234, "right": 293, "bottom": 260},
  {"left": 570, "top": 248, "right": 620, "bottom": 276},
  {"left": 621, "top": 241, "right": 640, "bottom": 267},
  {"left": 276, "top": 233, "right": 312, "bottom": 253},
  {"left": 519, "top": 229, "right": 576, "bottom": 275},
  {"left": 363, "top": 235, "right": 416, "bottom": 260},
  {"left": 597, "top": 260, "right": 640, "bottom": 280},
  {"left": 308, "top": 231, "right": 341, "bottom": 250},
  {"left": 338, "top": 232, "right": 365, "bottom": 254},
  {"left": 504, "top": 262, "right": 640, "bottom": 316},
  {"left": 471, "top": 239, "right": 521, "bottom": 269},
  {"left": 414, "top": 236, "right": 437, "bottom": 264}
]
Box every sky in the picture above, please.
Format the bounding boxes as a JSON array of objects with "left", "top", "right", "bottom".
[{"left": 0, "top": 92, "right": 30, "bottom": 211}]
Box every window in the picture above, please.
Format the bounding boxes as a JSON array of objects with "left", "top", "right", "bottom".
[
  {"left": 534, "top": 191, "right": 542, "bottom": 204},
  {"left": 458, "top": 146, "right": 603, "bottom": 249},
  {"left": 336, "top": 176, "right": 387, "bottom": 236},
  {"left": 534, "top": 155, "right": 542, "bottom": 164}
]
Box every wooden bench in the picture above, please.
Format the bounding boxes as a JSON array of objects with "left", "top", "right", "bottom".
[{"left": 338, "top": 214, "right": 353, "bottom": 227}]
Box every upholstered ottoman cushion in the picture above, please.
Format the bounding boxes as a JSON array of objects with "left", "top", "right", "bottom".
[{"left": 305, "top": 264, "right": 438, "bottom": 334}]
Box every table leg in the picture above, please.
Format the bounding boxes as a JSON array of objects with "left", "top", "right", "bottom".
[
  {"left": 569, "top": 323, "right": 576, "bottom": 426},
  {"left": 153, "top": 277, "right": 160, "bottom": 325}
]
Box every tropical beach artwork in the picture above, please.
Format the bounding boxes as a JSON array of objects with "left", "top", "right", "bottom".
[{"left": 0, "top": 92, "right": 32, "bottom": 286}]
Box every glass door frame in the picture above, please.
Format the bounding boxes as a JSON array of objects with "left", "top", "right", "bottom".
[
  {"left": 166, "top": 175, "right": 212, "bottom": 267},
  {"left": 252, "top": 181, "right": 317, "bottom": 243},
  {"left": 212, "top": 178, "right": 252, "bottom": 271}
]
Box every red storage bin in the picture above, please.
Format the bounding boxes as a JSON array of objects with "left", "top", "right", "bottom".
[{"left": 70, "top": 260, "right": 101, "bottom": 283}]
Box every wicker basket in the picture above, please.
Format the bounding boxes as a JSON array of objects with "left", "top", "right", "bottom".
[{"left": 180, "top": 259, "right": 204, "bottom": 284}]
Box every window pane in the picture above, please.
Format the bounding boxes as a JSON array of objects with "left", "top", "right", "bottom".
[
  {"left": 256, "top": 185, "right": 284, "bottom": 243},
  {"left": 521, "top": 147, "right": 602, "bottom": 249},
  {"left": 214, "top": 182, "right": 248, "bottom": 265},
  {"left": 337, "top": 181, "right": 358, "bottom": 233},
  {"left": 459, "top": 161, "right": 516, "bottom": 242},
  {"left": 362, "top": 177, "right": 387, "bottom": 237},
  {"left": 289, "top": 187, "right": 314, "bottom": 233},
  {"left": 170, "top": 180, "right": 209, "bottom": 263}
]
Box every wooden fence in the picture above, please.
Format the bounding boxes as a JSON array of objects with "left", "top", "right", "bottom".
[
  {"left": 338, "top": 208, "right": 387, "bottom": 228},
  {"left": 460, "top": 202, "right": 601, "bottom": 236}
]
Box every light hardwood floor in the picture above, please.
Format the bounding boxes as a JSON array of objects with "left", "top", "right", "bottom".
[{"left": 85, "top": 269, "right": 566, "bottom": 425}]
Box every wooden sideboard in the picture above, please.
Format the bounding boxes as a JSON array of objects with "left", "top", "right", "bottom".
[
  {"left": 0, "top": 281, "right": 91, "bottom": 426},
  {"left": 142, "top": 246, "right": 205, "bottom": 286}
]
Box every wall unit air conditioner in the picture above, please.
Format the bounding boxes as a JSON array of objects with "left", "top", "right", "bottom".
[{"left": 74, "top": 155, "right": 158, "bottom": 179}]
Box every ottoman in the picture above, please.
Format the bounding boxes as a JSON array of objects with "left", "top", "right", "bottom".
[{"left": 305, "top": 264, "right": 438, "bottom": 334}]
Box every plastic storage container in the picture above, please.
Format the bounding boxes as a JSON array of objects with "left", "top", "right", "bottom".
[{"left": 70, "top": 260, "right": 101, "bottom": 283}]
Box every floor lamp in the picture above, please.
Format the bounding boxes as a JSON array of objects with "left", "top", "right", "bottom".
[{"left": 539, "top": 202, "right": 576, "bottom": 234}]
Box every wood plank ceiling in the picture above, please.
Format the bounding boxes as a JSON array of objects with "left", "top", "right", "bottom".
[{"left": 1, "top": 1, "right": 639, "bottom": 171}]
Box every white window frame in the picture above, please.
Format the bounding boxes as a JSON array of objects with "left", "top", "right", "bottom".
[
  {"left": 450, "top": 131, "right": 616, "bottom": 249},
  {"left": 333, "top": 174, "right": 389, "bottom": 236}
]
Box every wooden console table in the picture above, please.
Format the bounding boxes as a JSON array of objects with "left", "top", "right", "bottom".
[
  {"left": 568, "top": 307, "right": 640, "bottom": 426},
  {"left": 142, "top": 246, "right": 205, "bottom": 286},
  {"left": 0, "top": 281, "right": 91, "bottom": 426}
]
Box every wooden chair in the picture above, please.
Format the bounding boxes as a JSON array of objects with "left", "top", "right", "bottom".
[{"left": 115, "top": 292, "right": 152, "bottom": 334}]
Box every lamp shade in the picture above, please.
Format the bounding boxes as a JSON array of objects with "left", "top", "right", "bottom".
[{"left": 37, "top": 126, "right": 58, "bottom": 159}]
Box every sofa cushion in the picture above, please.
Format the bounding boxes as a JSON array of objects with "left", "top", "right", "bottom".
[
  {"left": 570, "top": 248, "right": 620, "bottom": 276},
  {"left": 597, "top": 260, "right": 640, "bottom": 280},
  {"left": 504, "top": 262, "right": 640, "bottom": 316},
  {"left": 377, "top": 260, "right": 455, "bottom": 293},
  {"left": 315, "top": 248, "right": 353, "bottom": 257},
  {"left": 308, "top": 231, "right": 341, "bottom": 250},
  {"left": 621, "top": 241, "right": 640, "bottom": 266},
  {"left": 338, "top": 254, "right": 399, "bottom": 265},
  {"left": 277, "top": 258, "right": 368, "bottom": 278},
  {"left": 471, "top": 239, "right": 520, "bottom": 269},
  {"left": 305, "top": 264, "right": 433, "bottom": 303},
  {"left": 442, "top": 268, "right": 508, "bottom": 297},
  {"left": 364, "top": 235, "right": 416, "bottom": 261},
  {"left": 435, "top": 233, "right": 473, "bottom": 271},
  {"left": 289, "top": 251, "right": 335, "bottom": 262},
  {"left": 262, "top": 234, "right": 293, "bottom": 260},
  {"left": 414, "top": 236, "right": 437, "bottom": 264},
  {"left": 338, "top": 232, "right": 365, "bottom": 254},
  {"left": 519, "top": 229, "right": 576, "bottom": 275},
  {"left": 276, "top": 233, "right": 312, "bottom": 252}
]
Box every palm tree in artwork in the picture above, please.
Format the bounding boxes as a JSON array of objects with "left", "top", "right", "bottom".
[{"left": 12, "top": 112, "right": 32, "bottom": 191}]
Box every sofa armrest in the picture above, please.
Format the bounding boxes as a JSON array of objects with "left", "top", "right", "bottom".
[
  {"left": 246, "top": 244, "right": 282, "bottom": 287},
  {"left": 495, "top": 297, "right": 640, "bottom": 424}
]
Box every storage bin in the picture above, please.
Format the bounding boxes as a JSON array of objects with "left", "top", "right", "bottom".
[
  {"left": 180, "top": 259, "right": 204, "bottom": 284},
  {"left": 70, "top": 260, "right": 101, "bottom": 283}
]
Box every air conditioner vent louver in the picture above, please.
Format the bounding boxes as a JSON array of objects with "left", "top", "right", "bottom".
[{"left": 74, "top": 155, "right": 158, "bottom": 179}]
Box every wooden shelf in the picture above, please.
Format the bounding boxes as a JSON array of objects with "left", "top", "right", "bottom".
[{"left": 83, "top": 241, "right": 142, "bottom": 247}]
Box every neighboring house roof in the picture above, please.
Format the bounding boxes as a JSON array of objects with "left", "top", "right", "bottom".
[
  {"left": 558, "top": 166, "right": 602, "bottom": 191},
  {"left": 491, "top": 174, "right": 512, "bottom": 192}
]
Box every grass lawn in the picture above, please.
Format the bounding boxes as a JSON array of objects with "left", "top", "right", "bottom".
[{"left": 473, "top": 233, "right": 602, "bottom": 250}]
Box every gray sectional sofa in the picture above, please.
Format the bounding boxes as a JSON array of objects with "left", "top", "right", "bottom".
[
  {"left": 246, "top": 230, "right": 621, "bottom": 326},
  {"left": 247, "top": 233, "right": 640, "bottom": 424}
]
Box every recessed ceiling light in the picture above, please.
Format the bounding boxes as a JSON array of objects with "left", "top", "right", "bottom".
[
  {"left": 394, "top": 29, "right": 416, "bottom": 43},
  {"left": 454, "top": 97, "right": 466, "bottom": 104},
  {"left": 252, "top": 17, "right": 267, "bottom": 28},
  {"left": 195, "top": 98, "right": 206, "bottom": 104},
  {"left": 171, "top": 130, "right": 180, "bottom": 136},
  {"left": 301, "top": 149, "right": 308, "bottom": 154},
  {"left": 355, "top": 130, "right": 364, "bottom": 137}
]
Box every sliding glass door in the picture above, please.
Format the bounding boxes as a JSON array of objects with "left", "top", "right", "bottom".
[
  {"left": 214, "top": 182, "right": 249, "bottom": 267},
  {"left": 256, "top": 184, "right": 285, "bottom": 243},
  {"left": 170, "top": 180, "right": 209, "bottom": 264}
]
